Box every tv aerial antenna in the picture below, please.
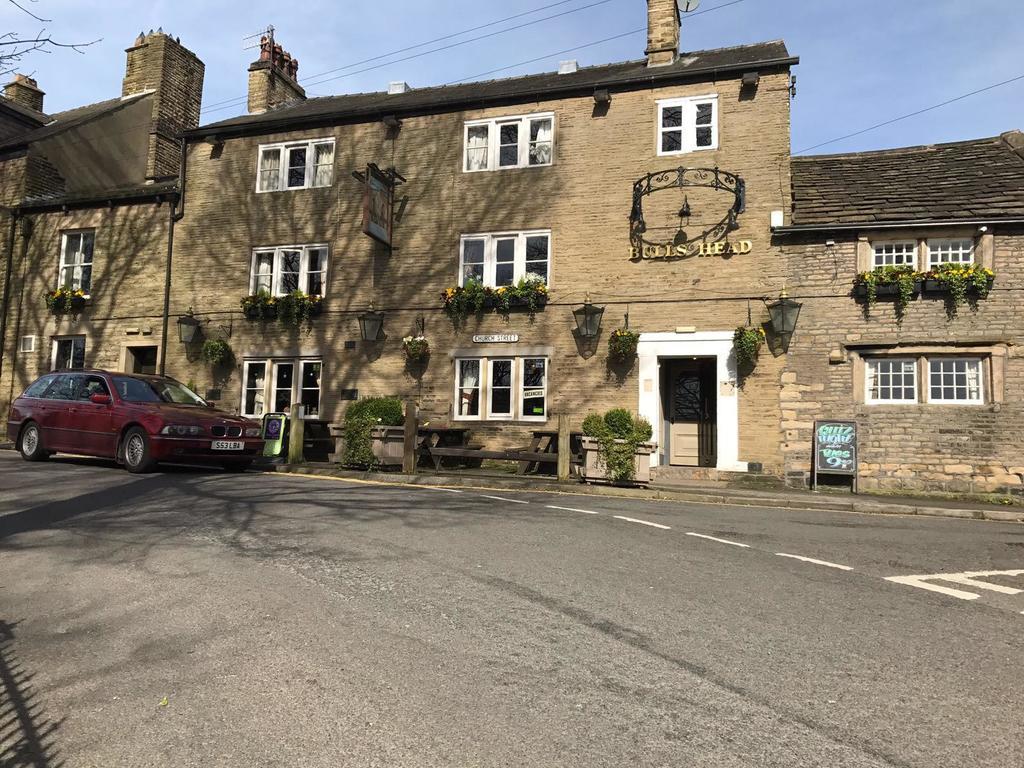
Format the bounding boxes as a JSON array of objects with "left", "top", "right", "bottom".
[{"left": 242, "top": 25, "right": 274, "bottom": 52}]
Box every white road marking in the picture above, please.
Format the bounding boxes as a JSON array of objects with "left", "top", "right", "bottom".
[
  {"left": 546, "top": 505, "right": 599, "bottom": 515},
  {"left": 685, "top": 532, "right": 749, "bottom": 548},
  {"left": 480, "top": 495, "right": 529, "bottom": 504},
  {"left": 775, "top": 553, "right": 854, "bottom": 571},
  {"left": 885, "top": 569, "right": 1024, "bottom": 601},
  {"left": 614, "top": 515, "right": 671, "bottom": 530},
  {"left": 420, "top": 487, "right": 463, "bottom": 494},
  {"left": 884, "top": 575, "right": 980, "bottom": 601}
]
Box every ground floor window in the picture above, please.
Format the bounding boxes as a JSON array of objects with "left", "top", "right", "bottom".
[
  {"left": 241, "top": 358, "right": 322, "bottom": 418},
  {"left": 864, "top": 354, "right": 985, "bottom": 405},
  {"left": 52, "top": 336, "right": 85, "bottom": 371},
  {"left": 454, "top": 356, "right": 547, "bottom": 421}
]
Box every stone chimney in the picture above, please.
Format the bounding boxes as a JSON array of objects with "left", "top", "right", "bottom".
[
  {"left": 123, "top": 29, "right": 205, "bottom": 181},
  {"left": 3, "top": 74, "right": 45, "bottom": 113},
  {"left": 646, "top": 0, "right": 680, "bottom": 67},
  {"left": 248, "top": 35, "right": 306, "bottom": 115}
]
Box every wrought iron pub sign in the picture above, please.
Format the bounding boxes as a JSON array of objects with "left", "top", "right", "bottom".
[{"left": 629, "top": 166, "right": 750, "bottom": 260}]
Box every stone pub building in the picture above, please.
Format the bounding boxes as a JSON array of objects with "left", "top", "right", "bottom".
[{"left": 1, "top": 1, "right": 1023, "bottom": 494}]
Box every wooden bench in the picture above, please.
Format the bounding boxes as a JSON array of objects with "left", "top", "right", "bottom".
[{"left": 422, "top": 445, "right": 569, "bottom": 472}]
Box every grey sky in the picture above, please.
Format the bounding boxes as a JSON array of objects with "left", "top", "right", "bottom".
[{"left": 3, "top": 0, "right": 1021, "bottom": 154}]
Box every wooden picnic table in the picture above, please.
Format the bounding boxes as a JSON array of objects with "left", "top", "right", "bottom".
[
  {"left": 417, "top": 426, "right": 470, "bottom": 449},
  {"left": 517, "top": 429, "right": 584, "bottom": 475}
]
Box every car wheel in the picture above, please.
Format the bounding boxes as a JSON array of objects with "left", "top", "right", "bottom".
[
  {"left": 19, "top": 422, "right": 49, "bottom": 462},
  {"left": 122, "top": 427, "right": 156, "bottom": 473},
  {"left": 222, "top": 461, "right": 253, "bottom": 472}
]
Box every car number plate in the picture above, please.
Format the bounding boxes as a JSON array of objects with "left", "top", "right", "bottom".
[{"left": 211, "top": 440, "right": 244, "bottom": 451}]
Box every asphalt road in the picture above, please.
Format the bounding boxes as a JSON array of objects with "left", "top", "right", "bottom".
[{"left": 1, "top": 452, "right": 1022, "bottom": 767}]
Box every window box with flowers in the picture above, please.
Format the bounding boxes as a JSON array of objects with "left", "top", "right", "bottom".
[
  {"left": 45, "top": 287, "right": 88, "bottom": 317},
  {"left": 442, "top": 277, "right": 548, "bottom": 320},
  {"left": 241, "top": 290, "right": 323, "bottom": 327},
  {"left": 853, "top": 266, "right": 924, "bottom": 311},
  {"left": 922, "top": 264, "right": 994, "bottom": 308}
]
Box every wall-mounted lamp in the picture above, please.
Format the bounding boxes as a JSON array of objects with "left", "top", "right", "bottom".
[
  {"left": 593, "top": 88, "right": 611, "bottom": 106},
  {"left": 741, "top": 71, "right": 760, "bottom": 88},
  {"left": 766, "top": 287, "right": 802, "bottom": 352},
  {"left": 572, "top": 293, "right": 605, "bottom": 339},
  {"left": 177, "top": 308, "right": 201, "bottom": 344},
  {"left": 382, "top": 115, "right": 402, "bottom": 130},
  {"left": 358, "top": 305, "right": 385, "bottom": 341}
]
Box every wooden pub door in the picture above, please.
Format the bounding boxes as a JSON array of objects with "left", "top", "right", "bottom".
[{"left": 663, "top": 358, "right": 717, "bottom": 467}]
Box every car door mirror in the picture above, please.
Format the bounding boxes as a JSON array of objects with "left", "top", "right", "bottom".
[{"left": 90, "top": 393, "right": 112, "bottom": 405}]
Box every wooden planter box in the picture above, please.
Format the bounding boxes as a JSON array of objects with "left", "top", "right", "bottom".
[
  {"left": 579, "top": 436, "right": 657, "bottom": 485},
  {"left": 370, "top": 426, "right": 406, "bottom": 466}
]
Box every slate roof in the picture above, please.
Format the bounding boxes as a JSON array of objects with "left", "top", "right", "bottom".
[
  {"left": 191, "top": 40, "right": 796, "bottom": 137},
  {"left": 17, "top": 179, "right": 178, "bottom": 211},
  {"left": 0, "top": 93, "right": 150, "bottom": 152},
  {"left": 789, "top": 132, "right": 1024, "bottom": 228},
  {"left": 0, "top": 96, "right": 47, "bottom": 126}
]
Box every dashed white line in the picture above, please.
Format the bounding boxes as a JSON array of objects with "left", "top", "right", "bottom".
[
  {"left": 775, "top": 553, "right": 854, "bottom": 571},
  {"left": 685, "top": 532, "right": 749, "bottom": 548},
  {"left": 480, "top": 495, "right": 529, "bottom": 504},
  {"left": 614, "top": 515, "right": 671, "bottom": 530},
  {"left": 420, "top": 487, "right": 463, "bottom": 494},
  {"left": 546, "top": 505, "right": 599, "bottom": 515}
]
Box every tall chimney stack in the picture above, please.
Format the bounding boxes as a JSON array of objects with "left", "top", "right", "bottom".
[
  {"left": 3, "top": 74, "right": 45, "bottom": 114},
  {"left": 646, "top": 0, "right": 681, "bottom": 67},
  {"left": 123, "top": 30, "right": 205, "bottom": 181},
  {"left": 247, "top": 34, "right": 306, "bottom": 115}
]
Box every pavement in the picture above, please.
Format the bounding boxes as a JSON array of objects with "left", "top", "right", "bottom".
[{"left": 1, "top": 451, "right": 1022, "bottom": 767}]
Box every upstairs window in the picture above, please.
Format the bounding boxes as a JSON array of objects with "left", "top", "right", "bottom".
[
  {"left": 257, "top": 138, "right": 335, "bottom": 192},
  {"left": 459, "top": 231, "right": 550, "bottom": 287},
  {"left": 59, "top": 231, "right": 94, "bottom": 294},
  {"left": 927, "top": 239, "right": 974, "bottom": 268},
  {"left": 872, "top": 241, "right": 917, "bottom": 268},
  {"left": 250, "top": 245, "right": 328, "bottom": 296},
  {"left": 657, "top": 95, "right": 718, "bottom": 155},
  {"left": 463, "top": 113, "right": 554, "bottom": 171}
]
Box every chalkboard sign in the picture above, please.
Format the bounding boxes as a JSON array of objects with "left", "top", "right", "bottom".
[{"left": 813, "top": 420, "right": 858, "bottom": 483}]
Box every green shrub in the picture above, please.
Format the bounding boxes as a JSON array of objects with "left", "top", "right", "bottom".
[
  {"left": 582, "top": 409, "right": 653, "bottom": 483},
  {"left": 200, "top": 338, "right": 234, "bottom": 367},
  {"left": 603, "top": 408, "right": 634, "bottom": 438},
  {"left": 342, "top": 396, "right": 404, "bottom": 468}
]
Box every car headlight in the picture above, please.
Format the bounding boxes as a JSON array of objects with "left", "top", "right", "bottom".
[
  {"left": 160, "top": 424, "right": 203, "bottom": 436},
  {"left": 244, "top": 427, "right": 262, "bottom": 437}
]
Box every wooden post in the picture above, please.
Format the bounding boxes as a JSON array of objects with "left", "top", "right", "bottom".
[
  {"left": 402, "top": 399, "right": 418, "bottom": 474},
  {"left": 287, "top": 403, "right": 305, "bottom": 465},
  {"left": 557, "top": 413, "right": 570, "bottom": 482}
]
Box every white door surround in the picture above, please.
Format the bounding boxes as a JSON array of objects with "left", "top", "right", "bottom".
[{"left": 637, "top": 331, "right": 747, "bottom": 472}]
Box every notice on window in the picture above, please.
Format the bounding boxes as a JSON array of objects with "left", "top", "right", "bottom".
[
  {"left": 522, "top": 389, "right": 544, "bottom": 400},
  {"left": 813, "top": 420, "right": 857, "bottom": 477}
]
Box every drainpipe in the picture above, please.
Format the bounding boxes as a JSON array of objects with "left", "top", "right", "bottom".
[
  {"left": 159, "top": 137, "right": 189, "bottom": 376},
  {"left": 0, "top": 209, "right": 21, "bottom": 387}
]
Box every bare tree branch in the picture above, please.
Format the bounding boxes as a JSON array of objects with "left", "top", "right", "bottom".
[
  {"left": 0, "top": 2, "right": 101, "bottom": 82},
  {"left": 7, "top": 0, "right": 52, "bottom": 24}
]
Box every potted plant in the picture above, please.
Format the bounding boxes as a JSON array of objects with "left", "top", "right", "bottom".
[
  {"left": 341, "top": 396, "right": 406, "bottom": 468},
  {"left": 923, "top": 263, "right": 994, "bottom": 309},
  {"left": 45, "top": 287, "right": 87, "bottom": 316},
  {"left": 200, "top": 338, "right": 234, "bottom": 367},
  {"left": 608, "top": 328, "right": 640, "bottom": 361},
  {"left": 853, "top": 266, "right": 924, "bottom": 311},
  {"left": 579, "top": 408, "right": 657, "bottom": 485},
  {"left": 240, "top": 290, "right": 277, "bottom": 321},
  {"left": 733, "top": 325, "right": 765, "bottom": 369},
  {"left": 403, "top": 334, "right": 430, "bottom": 361},
  {"left": 442, "top": 277, "right": 549, "bottom": 320}
]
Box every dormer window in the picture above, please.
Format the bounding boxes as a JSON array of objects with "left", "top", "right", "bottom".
[
  {"left": 463, "top": 113, "right": 554, "bottom": 172},
  {"left": 257, "top": 138, "right": 335, "bottom": 192},
  {"left": 657, "top": 95, "right": 718, "bottom": 155}
]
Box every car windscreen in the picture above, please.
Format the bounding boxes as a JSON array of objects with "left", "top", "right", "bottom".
[{"left": 113, "top": 377, "right": 207, "bottom": 406}]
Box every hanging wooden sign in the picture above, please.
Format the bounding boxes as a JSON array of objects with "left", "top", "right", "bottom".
[{"left": 362, "top": 164, "right": 393, "bottom": 246}]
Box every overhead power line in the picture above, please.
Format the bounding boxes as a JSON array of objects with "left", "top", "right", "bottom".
[
  {"left": 797, "top": 72, "right": 1024, "bottom": 153},
  {"left": 200, "top": 0, "right": 620, "bottom": 115}
]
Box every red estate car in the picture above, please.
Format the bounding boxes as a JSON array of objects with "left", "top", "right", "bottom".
[{"left": 7, "top": 370, "right": 264, "bottom": 473}]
